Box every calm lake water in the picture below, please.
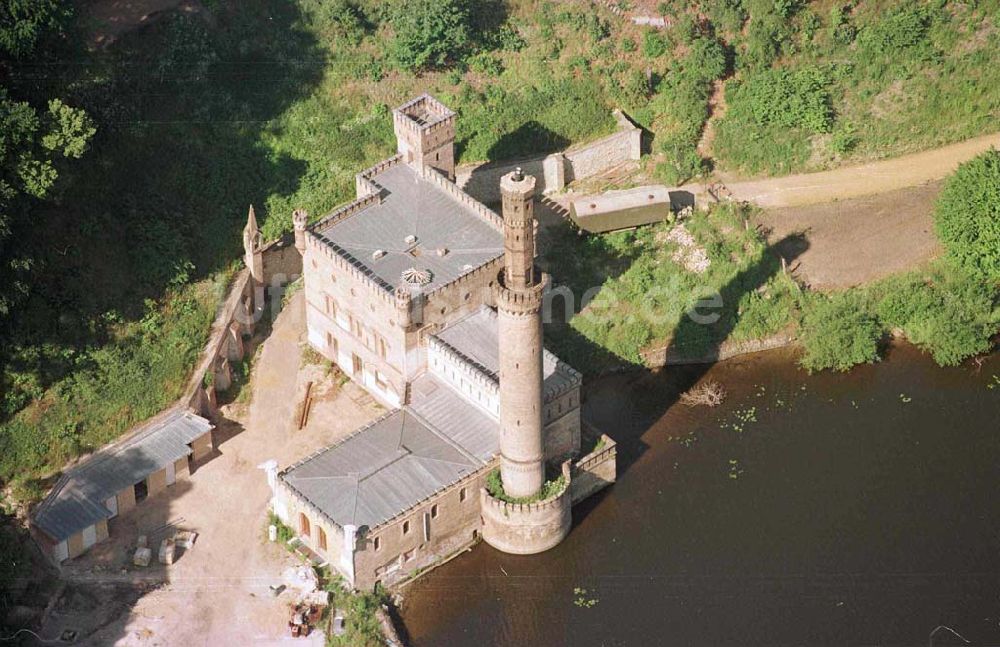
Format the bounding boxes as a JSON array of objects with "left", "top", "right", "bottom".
[{"left": 399, "top": 344, "right": 1000, "bottom": 646}]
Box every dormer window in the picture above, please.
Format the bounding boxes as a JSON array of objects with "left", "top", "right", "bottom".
[
  {"left": 372, "top": 249, "right": 386, "bottom": 260},
  {"left": 404, "top": 234, "right": 417, "bottom": 246}
]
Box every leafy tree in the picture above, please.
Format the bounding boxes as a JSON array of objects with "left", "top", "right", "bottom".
[
  {"left": 0, "top": 0, "right": 69, "bottom": 58},
  {"left": 934, "top": 149, "right": 1000, "bottom": 281},
  {"left": 388, "top": 0, "right": 471, "bottom": 71},
  {"left": 0, "top": 92, "right": 95, "bottom": 315}
]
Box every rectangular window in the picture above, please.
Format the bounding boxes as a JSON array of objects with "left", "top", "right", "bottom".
[
  {"left": 374, "top": 536, "right": 381, "bottom": 552},
  {"left": 325, "top": 295, "right": 336, "bottom": 317},
  {"left": 374, "top": 371, "right": 388, "bottom": 390},
  {"left": 378, "top": 337, "right": 387, "bottom": 359},
  {"left": 402, "top": 520, "right": 410, "bottom": 535},
  {"left": 459, "top": 488, "right": 467, "bottom": 503},
  {"left": 431, "top": 504, "right": 439, "bottom": 519}
]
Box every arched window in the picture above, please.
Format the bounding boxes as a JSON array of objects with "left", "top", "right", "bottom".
[
  {"left": 299, "top": 513, "right": 311, "bottom": 538},
  {"left": 318, "top": 527, "right": 328, "bottom": 551}
]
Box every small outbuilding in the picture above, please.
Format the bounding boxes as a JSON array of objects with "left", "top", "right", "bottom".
[
  {"left": 569, "top": 185, "right": 693, "bottom": 233},
  {"left": 31, "top": 407, "right": 214, "bottom": 563}
]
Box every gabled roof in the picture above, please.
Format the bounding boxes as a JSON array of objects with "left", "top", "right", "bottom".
[
  {"left": 280, "top": 406, "right": 487, "bottom": 530},
  {"left": 33, "top": 407, "right": 213, "bottom": 542}
]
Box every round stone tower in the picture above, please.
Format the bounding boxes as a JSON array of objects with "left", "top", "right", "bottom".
[{"left": 494, "top": 168, "right": 548, "bottom": 499}]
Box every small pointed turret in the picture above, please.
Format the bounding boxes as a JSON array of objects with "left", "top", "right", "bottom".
[{"left": 244, "top": 204, "right": 260, "bottom": 250}]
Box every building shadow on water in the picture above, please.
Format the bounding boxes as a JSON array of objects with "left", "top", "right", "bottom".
[{"left": 542, "top": 223, "right": 809, "bottom": 523}]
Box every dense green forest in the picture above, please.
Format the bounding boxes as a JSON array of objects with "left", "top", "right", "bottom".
[{"left": 1, "top": 0, "right": 998, "bottom": 500}]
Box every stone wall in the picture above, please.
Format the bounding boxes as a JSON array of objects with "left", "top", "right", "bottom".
[
  {"left": 273, "top": 478, "right": 349, "bottom": 577},
  {"left": 261, "top": 235, "right": 302, "bottom": 284},
  {"left": 570, "top": 435, "right": 617, "bottom": 504},
  {"left": 353, "top": 467, "right": 488, "bottom": 591},
  {"left": 480, "top": 462, "right": 573, "bottom": 555},
  {"left": 544, "top": 406, "right": 581, "bottom": 459},
  {"left": 276, "top": 462, "right": 490, "bottom": 591},
  {"left": 640, "top": 331, "right": 796, "bottom": 368},
  {"left": 455, "top": 110, "right": 642, "bottom": 204},
  {"left": 303, "top": 233, "right": 407, "bottom": 407},
  {"left": 428, "top": 336, "right": 500, "bottom": 414},
  {"left": 184, "top": 269, "right": 256, "bottom": 418}
]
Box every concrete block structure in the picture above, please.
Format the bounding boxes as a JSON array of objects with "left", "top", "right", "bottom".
[{"left": 269, "top": 94, "right": 617, "bottom": 591}]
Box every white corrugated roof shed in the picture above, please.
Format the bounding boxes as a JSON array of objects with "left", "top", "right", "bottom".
[{"left": 33, "top": 407, "right": 213, "bottom": 542}]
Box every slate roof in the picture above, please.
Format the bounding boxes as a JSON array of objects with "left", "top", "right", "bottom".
[
  {"left": 278, "top": 306, "right": 586, "bottom": 532},
  {"left": 313, "top": 163, "right": 503, "bottom": 292},
  {"left": 33, "top": 408, "right": 213, "bottom": 542},
  {"left": 408, "top": 373, "right": 498, "bottom": 461},
  {"left": 433, "top": 306, "right": 582, "bottom": 399},
  {"left": 280, "top": 404, "right": 491, "bottom": 530}
]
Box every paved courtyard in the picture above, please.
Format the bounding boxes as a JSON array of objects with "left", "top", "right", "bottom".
[{"left": 39, "top": 292, "right": 383, "bottom": 645}]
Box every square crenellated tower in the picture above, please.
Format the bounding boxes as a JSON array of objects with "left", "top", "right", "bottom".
[{"left": 392, "top": 93, "right": 456, "bottom": 180}]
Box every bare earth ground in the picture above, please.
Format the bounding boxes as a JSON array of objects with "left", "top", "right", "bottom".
[
  {"left": 754, "top": 181, "right": 943, "bottom": 290},
  {"left": 723, "top": 131, "right": 1000, "bottom": 208},
  {"left": 81, "top": 0, "right": 204, "bottom": 48},
  {"left": 39, "top": 292, "right": 383, "bottom": 645}
]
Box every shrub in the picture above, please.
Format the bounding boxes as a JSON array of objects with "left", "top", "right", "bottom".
[
  {"left": 856, "top": 3, "right": 934, "bottom": 75},
  {"left": 934, "top": 149, "right": 1000, "bottom": 281},
  {"left": 726, "top": 67, "right": 833, "bottom": 132},
  {"left": 714, "top": 66, "right": 833, "bottom": 174},
  {"left": 799, "top": 292, "right": 882, "bottom": 372},
  {"left": 387, "top": 0, "right": 472, "bottom": 71},
  {"left": 875, "top": 267, "right": 998, "bottom": 366},
  {"left": 642, "top": 30, "right": 668, "bottom": 58},
  {"left": 829, "top": 122, "right": 858, "bottom": 155},
  {"left": 467, "top": 51, "right": 503, "bottom": 76},
  {"left": 485, "top": 469, "right": 567, "bottom": 504}
]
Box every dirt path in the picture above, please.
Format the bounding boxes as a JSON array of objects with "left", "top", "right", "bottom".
[
  {"left": 755, "top": 181, "right": 942, "bottom": 290},
  {"left": 46, "top": 293, "right": 382, "bottom": 646},
  {"left": 724, "top": 131, "right": 1000, "bottom": 208},
  {"left": 696, "top": 78, "right": 728, "bottom": 161}
]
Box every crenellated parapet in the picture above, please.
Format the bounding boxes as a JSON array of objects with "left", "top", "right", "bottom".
[
  {"left": 356, "top": 154, "right": 403, "bottom": 198},
  {"left": 424, "top": 255, "right": 502, "bottom": 301},
  {"left": 494, "top": 274, "right": 548, "bottom": 315},
  {"left": 427, "top": 335, "right": 501, "bottom": 415},
  {"left": 305, "top": 230, "right": 396, "bottom": 302},
  {"left": 480, "top": 461, "right": 572, "bottom": 555}
]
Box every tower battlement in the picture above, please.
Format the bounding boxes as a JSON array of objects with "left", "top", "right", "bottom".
[{"left": 393, "top": 93, "right": 456, "bottom": 180}]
